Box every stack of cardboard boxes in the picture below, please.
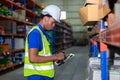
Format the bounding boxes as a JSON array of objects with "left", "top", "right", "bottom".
[
  {"left": 79, "top": 0, "right": 111, "bottom": 26},
  {"left": 14, "top": 10, "right": 26, "bottom": 21},
  {"left": 107, "top": 3, "right": 120, "bottom": 27}
]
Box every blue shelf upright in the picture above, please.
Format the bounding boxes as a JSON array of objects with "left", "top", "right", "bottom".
[
  {"left": 33, "top": 4, "right": 37, "bottom": 24},
  {"left": 90, "top": 38, "right": 99, "bottom": 57},
  {"left": 9, "top": 4, "right": 15, "bottom": 63},
  {"left": 100, "top": 20, "right": 109, "bottom": 80},
  {"left": 24, "top": 0, "right": 27, "bottom": 34},
  {"left": 10, "top": 4, "right": 14, "bottom": 50}
]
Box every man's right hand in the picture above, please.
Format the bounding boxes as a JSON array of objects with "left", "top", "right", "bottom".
[{"left": 56, "top": 52, "right": 66, "bottom": 61}]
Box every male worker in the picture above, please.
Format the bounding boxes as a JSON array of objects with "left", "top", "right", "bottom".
[{"left": 24, "top": 5, "right": 65, "bottom": 80}]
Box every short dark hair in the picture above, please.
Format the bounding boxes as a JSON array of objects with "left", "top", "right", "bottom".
[{"left": 40, "top": 14, "right": 52, "bottom": 19}]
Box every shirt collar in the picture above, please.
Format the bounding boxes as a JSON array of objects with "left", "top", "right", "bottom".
[{"left": 37, "top": 23, "right": 50, "bottom": 40}]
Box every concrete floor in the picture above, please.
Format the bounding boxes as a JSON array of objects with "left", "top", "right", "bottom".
[{"left": 0, "top": 46, "right": 89, "bottom": 80}]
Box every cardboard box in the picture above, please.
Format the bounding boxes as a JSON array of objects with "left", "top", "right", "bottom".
[
  {"left": 15, "top": 10, "right": 26, "bottom": 21},
  {"left": 0, "top": 44, "right": 10, "bottom": 52},
  {"left": 79, "top": 5, "right": 99, "bottom": 26},
  {"left": 0, "top": 27, "right": 4, "bottom": 34},
  {"left": 99, "top": 5, "right": 111, "bottom": 19},
  {"left": 15, "top": 10, "right": 26, "bottom": 16},
  {"left": 0, "top": 20, "right": 17, "bottom": 34},
  {"left": 12, "top": 11, "right": 19, "bottom": 19}
]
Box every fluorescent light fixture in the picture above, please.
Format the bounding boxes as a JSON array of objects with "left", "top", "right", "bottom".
[{"left": 60, "top": 11, "right": 66, "bottom": 20}]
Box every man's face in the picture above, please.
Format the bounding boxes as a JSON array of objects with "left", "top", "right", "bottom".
[{"left": 45, "top": 17, "right": 56, "bottom": 30}]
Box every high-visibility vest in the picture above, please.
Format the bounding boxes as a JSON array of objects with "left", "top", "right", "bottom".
[{"left": 24, "top": 26, "right": 54, "bottom": 78}]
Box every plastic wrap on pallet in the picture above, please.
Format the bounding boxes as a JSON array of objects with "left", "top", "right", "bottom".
[
  {"left": 89, "top": 57, "right": 101, "bottom": 67},
  {"left": 110, "top": 65, "right": 120, "bottom": 80},
  {"left": 88, "top": 64, "right": 101, "bottom": 80},
  {"left": 88, "top": 64, "right": 120, "bottom": 80},
  {"left": 87, "top": 57, "right": 101, "bottom": 80},
  {"left": 114, "top": 57, "right": 120, "bottom": 66}
]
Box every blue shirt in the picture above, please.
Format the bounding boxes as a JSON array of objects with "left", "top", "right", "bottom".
[{"left": 28, "top": 23, "right": 50, "bottom": 51}]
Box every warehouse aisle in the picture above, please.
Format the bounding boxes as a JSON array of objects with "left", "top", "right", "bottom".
[
  {"left": 54, "top": 46, "right": 89, "bottom": 80},
  {"left": 0, "top": 67, "right": 26, "bottom": 80},
  {"left": 0, "top": 46, "right": 89, "bottom": 80}
]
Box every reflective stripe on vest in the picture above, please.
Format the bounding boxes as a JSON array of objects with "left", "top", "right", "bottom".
[
  {"left": 25, "top": 52, "right": 52, "bottom": 57},
  {"left": 24, "top": 26, "right": 54, "bottom": 78},
  {"left": 24, "top": 64, "right": 54, "bottom": 70}
]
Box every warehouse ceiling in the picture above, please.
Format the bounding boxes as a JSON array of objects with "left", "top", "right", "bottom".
[{"left": 40, "top": 0, "right": 87, "bottom": 32}]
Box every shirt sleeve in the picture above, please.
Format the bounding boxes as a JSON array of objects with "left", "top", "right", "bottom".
[{"left": 28, "top": 29, "right": 42, "bottom": 51}]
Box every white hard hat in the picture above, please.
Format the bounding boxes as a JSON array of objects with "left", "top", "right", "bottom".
[{"left": 41, "top": 5, "right": 61, "bottom": 23}]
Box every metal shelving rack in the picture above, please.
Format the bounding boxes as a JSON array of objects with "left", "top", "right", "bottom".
[
  {"left": 87, "top": 1, "right": 120, "bottom": 79},
  {"left": 101, "top": 21, "right": 120, "bottom": 47},
  {"left": 53, "top": 21, "right": 73, "bottom": 53},
  {"left": 89, "top": 14, "right": 120, "bottom": 80},
  {"left": 91, "top": 19, "right": 120, "bottom": 80},
  {"left": 0, "top": 0, "right": 42, "bottom": 72},
  {"left": 93, "top": 21, "right": 120, "bottom": 48}
]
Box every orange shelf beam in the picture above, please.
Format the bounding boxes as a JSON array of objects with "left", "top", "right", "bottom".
[
  {"left": 101, "top": 21, "right": 120, "bottom": 47},
  {"left": 0, "top": 14, "right": 34, "bottom": 25},
  {"left": 0, "top": 49, "right": 25, "bottom": 55}
]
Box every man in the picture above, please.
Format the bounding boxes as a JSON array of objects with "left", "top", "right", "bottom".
[{"left": 24, "top": 5, "right": 65, "bottom": 80}]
